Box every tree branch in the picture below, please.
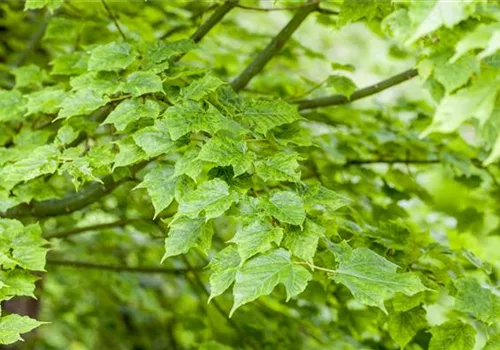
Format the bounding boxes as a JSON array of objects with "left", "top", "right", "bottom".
[
  {"left": 1, "top": 162, "right": 147, "bottom": 219},
  {"left": 190, "top": 0, "right": 239, "bottom": 44},
  {"left": 230, "top": 1, "right": 319, "bottom": 92},
  {"left": 295, "top": 68, "right": 418, "bottom": 110},
  {"left": 235, "top": 3, "right": 338, "bottom": 14},
  {"left": 44, "top": 219, "right": 142, "bottom": 239},
  {"left": 345, "top": 158, "right": 440, "bottom": 166},
  {"left": 172, "top": 0, "right": 239, "bottom": 62},
  {"left": 13, "top": 12, "right": 50, "bottom": 68},
  {"left": 47, "top": 259, "right": 203, "bottom": 274},
  {"left": 101, "top": 0, "right": 127, "bottom": 41}
]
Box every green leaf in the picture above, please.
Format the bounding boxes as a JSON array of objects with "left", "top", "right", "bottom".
[
  {"left": 430, "top": 52, "right": 478, "bottom": 93},
  {"left": 422, "top": 72, "right": 499, "bottom": 136},
  {"left": 146, "top": 39, "right": 197, "bottom": 66},
  {"left": 163, "top": 218, "right": 213, "bottom": 260},
  {"left": 231, "top": 249, "right": 311, "bottom": 316},
  {"left": 135, "top": 164, "right": 177, "bottom": 218},
  {"left": 0, "top": 145, "right": 59, "bottom": 191},
  {"left": 198, "top": 135, "right": 255, "bottom": 176},
  {"left": 230, "top": 219, "right": 283, "bottom": 261},
  {"left": 331, "top": 62, "right": 355, "bottom": 72},
  {"left": 208, "top": 245, "right": 241, "bottom": 301},
  {"left": 485, "top": 131, "right": 500, "bottom": 165},
  {"left": 266, "top": 191, "right": 306, "bottom": 226},
  {"left": 88, "top": 42, "right": 137, "bottom": 72},
  {"left": 24, "top": 0, "right": 62, "bottom": 12},
  {"left": 407, "top": 1, "right": 475, "bottom": 44},
  {"left": 182, "top": 74, "right": 225, "bottom": 101},
  {"left": 174, "top": 148, "right": 206, "bottom": 181},
  {"left": 283, "top": 219, "right": 325, "bottom": 263},
  {"left": 57, "top": 89, "right": 109, "bottom": 120},
  {"left": 0, "top": 219, "right": 47, "bottom": 271},
  {"left": 113, "top": 137, "right": 147, "bottom": 169},
  {"left": 326, "top": 75, "right": 357, "bottom": 98},
  {"left": 255, "top": 152, "right": 301, "bottom": 182},
  {"left": 339, "top": 0, "right": 391, "bottom": 25},
  {"left": 14, "top": 65, "right": 43, "bottom": 89},
  {"left": 330, "top": 246, "right": 427, "bottom": 312},
  {"left": 429, "top": 321, "right": 476, "bottom": 350},
  {"left": 451, "top": 24, "right": 500, "bottom": 62},
  {"left": 484, "top": 334, "right": 500, "bottom": 350},
  {"left": 124, "top": 71, "right": 163, "bottom": 97},
  {"left": 104, "top": 99, "right": 160, "bottom": 132},
  {"left": 25, "top": 88, "right": 66, "bottom": 116},
  {"left": 388, "top": 307, "right": 428, "bottom": 348},
  {"left": 70, "top": 72, "right": 122, "bottom": 96},
  {"left": 0, "top": 90, "right": 25, "bottom": 122},
  {"left": 302, "top": 183, "right": 350, "bottom": 214},
  {"left": 0, "top": 314, "right": 44, "bottom": 345},
  {"left": 454, "top": 277, "right": 500, "bottom": 323},
  {"left": 238, "top": 99, "right": 302, "bottom": 135},
  {"left": 0, "top": 270, "right": 39, "bottom": 300},
  {"left": 132, "top": 120, "right": 174, "bottom": 158},
  {"left": 177, "top": 178, "right": 237, "bottom": 220},
  {"left": 50, "top": 52, "right": 89, "bottom": 76},
  {"left": 165, "top": 101, "right": 233, "bottom": 140}
]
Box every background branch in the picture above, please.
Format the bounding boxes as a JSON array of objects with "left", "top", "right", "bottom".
[
  {"left": 101, "top": 0, "right": 127, "bottom": 41},
  {"left": 174, "top": 0, "right": 239, "bottom": 62},
  {"left": 231, "top": 1, "right": 318, "bottom": 91},
  {"left": 191, "top": 0, "right": 239, "bottom": 43},
  {"left": 295, "top": 68, "right": 418, "bottom": 110},
  {"left": 345, "top": 158, "right": 440, "bottom": 166},
  {"left": 1, "top": 162, "right": 147, "bottom": 219},
  {"left": 47, "top": 259, "right": 204, "bottom": 274},
  {"left": 44, "top": 219, "right": 142, "bottom": 239}
]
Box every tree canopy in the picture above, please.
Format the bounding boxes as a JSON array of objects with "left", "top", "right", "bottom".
[{"left": 0, "top": 0, "right": 499, "bottom": 349}]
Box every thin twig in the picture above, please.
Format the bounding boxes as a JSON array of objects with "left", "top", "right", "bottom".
[
  {"left": 231, "top": 1, "right": 319, "bottom": 91},
  {"left": 236, "top": 3, "right": 338, "bottom": 14},
  {"left": 47, "top": 259, "right": 203, "bottom": 274},
  {"left": 294, "top": 261, "right": 336, "bottom": 274},
  {"left": 345, "top": 158, "right": 440, "bottom": 166},
  {"left": 44, "top": 219, "right": 143, "bottom": 239},
  {"left": 190, "top": 0, "right": 238, "bottom": 43},
  {"left": 294, "top": 68, "right": 418, "bottom": 110},
  {"left": 101, "top": 0, "right": 127, "bottom": 41},
  {"left": 13, "top": 12, "right": 51, "bottom": 68},
  {"left": 173, "top": 0, "right": 239, "bottom": 62},
  {"left": 285, "top": 77, "right": 328, "bottom": 101}
]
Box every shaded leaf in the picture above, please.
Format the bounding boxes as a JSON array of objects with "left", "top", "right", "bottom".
[
  {"left": 388, "top": 307, "right": 428, "bottom": 348},
  {"left": 163, "top": 218, "right": 213, "bottom": 259},
  {"left": 198, "top": 136, "right": 255, "bottom": 176},
  {"left": 429, "top": 321, "right": 476, "bottom": 350},
  {"left": 454, "top": 277, "right": 500, "bottom": 323},
  {"left": 266, "top": 191, "right": 306, "bottom": 226},
  {"left": 230, "top": 249, "right": 311, "bottom": 316},
  {"left": 255, "top": 152, "right": 301, "bottom": 182},
  {"left": 88, "top": 42, "right": 137, "bottom": 72},
  {"left": 178, "top": 178, "right": 236, "bottom": 220},
  {"left": 135, "top": 164, "right": 177, "bottom": 218},
  {"left": 208, "top": 245, "right": 241, "bottom": 301},
  {"left": 330, "top": 246, "right": 427, "bottom": 312},
  {"left": 104, "top": 99, "right": 160, "bottom": 132},
  {"left": 283, "top": 219, "right": 325, "bottom": 263},
  {"left": 230, "top": 219, "right": 283, "bottom": 261},
  {"left": 165, "top": 101, "right": 233, "bottom": 140}
]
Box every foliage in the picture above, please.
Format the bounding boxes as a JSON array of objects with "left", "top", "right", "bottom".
[{"left": 0, "top": 0, "right": 499, "bottom": 349}]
